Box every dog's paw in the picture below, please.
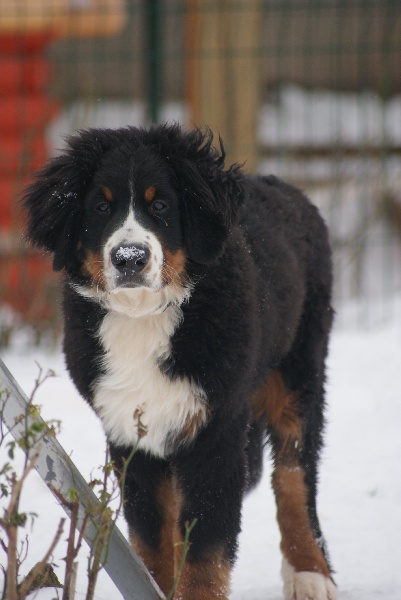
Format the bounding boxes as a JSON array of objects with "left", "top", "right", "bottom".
[{"left": 281, "top": 558, "right": 337, "bottom": 600}]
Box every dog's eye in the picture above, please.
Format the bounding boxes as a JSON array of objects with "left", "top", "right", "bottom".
[
  {"left": 150, "top": 200, "right": 169, "bottom": 214},
  {"left": 95, "top": 202, "right": 111, "bottom": 214}
]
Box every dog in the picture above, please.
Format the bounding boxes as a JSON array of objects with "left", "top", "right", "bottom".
[{"left": 23, "top": 124, "right": 337, "bottom": 600}]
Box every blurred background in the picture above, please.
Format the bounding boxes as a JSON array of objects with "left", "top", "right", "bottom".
[{"left": 1, "top": 0, "right": 401, "bottom": 345}]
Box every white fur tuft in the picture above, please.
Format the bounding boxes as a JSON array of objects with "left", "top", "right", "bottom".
[{"left": 281, "top": 557, "right": 337, "bottom": 600}]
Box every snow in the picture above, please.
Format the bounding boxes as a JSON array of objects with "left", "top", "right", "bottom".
[
  {"left": 259, "top": 86, "right": 401, "bottom": 149},
  {"left": 1, "top": 309, "right": 401, "bottom": 599},
  {"left": 115, "top": 246, "right": 146, "bottom": 262}
]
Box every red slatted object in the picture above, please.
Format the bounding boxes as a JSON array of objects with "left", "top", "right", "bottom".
[{"left": 0, "top": 31, "right": 59, "bottom": 323}]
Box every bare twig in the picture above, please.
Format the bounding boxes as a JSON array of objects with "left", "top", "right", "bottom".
[
  {"left": 86, "top": 506, "right": 113, "bottom": 600},
  {"left": 68, "top": 562, "right": 78, "bottom": 600},
  {"left": 18, "top": 534, "right": 30, "bottom": 569},
  {"left": 5, "top": 448, "right": 40, "bottom": 519},
  {"left": 1, "top": 449, "right": 41, "bottom": 600},
  {"left": 4, "top": 506, "right": 18, "bottom": 600},
  {"left": 48, "top": 484, "right": 90, "bottom": 600},
  {"left": 18, "top": 518, "right": 65, "bottom": 597},
  {"left": 166, "top": 519, "right": 198, "bottom": 600},
  {"left": 63, "top": 502, "right": 79, "bottom": 600}
]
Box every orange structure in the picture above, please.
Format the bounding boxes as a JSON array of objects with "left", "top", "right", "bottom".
[{"left": 0, "top": 1, "right": 126, "bottom": 324}]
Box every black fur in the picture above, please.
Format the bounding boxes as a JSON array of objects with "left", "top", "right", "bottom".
[{"left": 23, "top": 124, "right": 335, "bottom": 597}]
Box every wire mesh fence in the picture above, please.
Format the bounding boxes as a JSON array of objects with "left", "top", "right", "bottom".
[{"left": 1, "top": 0, "right": 400, "bottom": 342}]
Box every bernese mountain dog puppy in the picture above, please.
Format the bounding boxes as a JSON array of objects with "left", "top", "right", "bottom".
[{"left": 23, "top": 124, "right": 337, "bottom": 600}]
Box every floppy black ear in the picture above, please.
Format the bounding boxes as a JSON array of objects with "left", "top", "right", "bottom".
[
  {"left": 22, "top": 128, "right": 114, "bottom": 271},
  {"left": 165, "top": 127, "right": 245, "bottom": 264}
]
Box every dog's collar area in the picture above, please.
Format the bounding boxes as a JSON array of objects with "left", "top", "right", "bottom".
[{"left": 71, "top": 278, "right": 191, "bottom": 321}]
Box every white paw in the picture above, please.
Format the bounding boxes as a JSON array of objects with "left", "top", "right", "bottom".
[{"left": 281, "top": 558, "right": 337, "bottom": 600}]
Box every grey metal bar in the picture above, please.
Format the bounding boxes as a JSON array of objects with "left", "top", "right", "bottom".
[{"left": 0, "top": 358, "right": 165, "bottom": 600}]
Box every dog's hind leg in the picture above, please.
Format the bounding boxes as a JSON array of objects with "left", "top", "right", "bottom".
[
  {"left": 272, "top": 297, "right": 337, "bottom": 600},
  {"left": 254, "top": 301, "right": 337, "bottom": 599}
]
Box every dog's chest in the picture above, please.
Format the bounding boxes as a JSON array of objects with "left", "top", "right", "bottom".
[{"left": 93, "top": 306, "right": 206, "bottom": 457}]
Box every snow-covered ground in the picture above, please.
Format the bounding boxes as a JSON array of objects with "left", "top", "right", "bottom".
[{"left": 1, "top": 306, "right": 401, "bottom": 599}]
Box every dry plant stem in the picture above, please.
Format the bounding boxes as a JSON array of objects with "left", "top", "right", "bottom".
[
  {"left": 69, "top": 562, "right": 78, "bottom": 600},
  {"left": 49, "top": 484, "right": 90, "bottom": 600},
  {"left": 3, "top": 450, "right": 40, "bottom": 600},
  {"left": 166, "top": 519, "right": 197, "bottom": 600},
  {"left": 85, "top": 446, "right": 136, "bottom": 600},
  {"left": 64, "top": 506, "right": 89, "bottom": 599},
  {"left": 86, "top": 509, "right": 112, "bottom": 600},
  {"left": 1, "top": 367, "right": 59, "bottom": 600},
  {"left": 18, "top": 534, "right": 30, "bottom": 568},
  {"left": 5, "top": 508, "right": 18, "bottom": 600},
  {"left": 63, "top": 502, "right": 79, "bottom": 600},
  {"left": 17, "top": 518, "right": 65, "bottom": 598},
  {"left": 5, "top": 449, "right": 40, "bottom": 521}
]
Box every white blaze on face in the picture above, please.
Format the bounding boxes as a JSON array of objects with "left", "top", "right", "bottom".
[
  {"left": 74, "top": 201, "right": 191, "bottom": 319},
  {"left": 103, "top": 207, "right": 164, "bottom": 292}
]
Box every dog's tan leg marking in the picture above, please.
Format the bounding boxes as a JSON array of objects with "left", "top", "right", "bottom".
[
  {"left": 171, "top": 478, "right": 231, "bottom": 599},
  {"left": 173, "top": 546, "right": 231, "bottom": 600},
  {"left": 129, "top": 473, "right": 231, "bottom": 600},
  {"left": 252, "top": 371, "right": 336, "bottom": 599},
  {"left": 129, "top": 475, "right": 180, "bottom": 596},
  {"left": 273, "top": 466, "right": 331, "bottom": 577},
  {"left": 251, "top": 370, "right": 303, "bottom": 463}
]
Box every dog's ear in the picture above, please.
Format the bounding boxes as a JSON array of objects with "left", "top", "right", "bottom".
[
  {"left": 22, "top": 128, "right": 114, "bottom": 272},
  {"left": 165, "top": 127, "right": 245, "bottom": 264}
]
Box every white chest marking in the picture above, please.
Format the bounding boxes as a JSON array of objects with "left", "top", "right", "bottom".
[{"left": 93, "top": 305, "right": 207, "bottom": 457}]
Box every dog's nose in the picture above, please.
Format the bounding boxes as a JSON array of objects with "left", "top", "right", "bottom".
[{"left": 111, "top": 244, "right": 150, "bottom": 273}]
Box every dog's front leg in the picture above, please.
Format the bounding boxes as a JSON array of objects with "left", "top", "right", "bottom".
[
  {"left": 109, "top": 445, "right": 176, "bottom": 596},
  {"left": 171, "top": 420, "right": 247, "bottom": 600}
]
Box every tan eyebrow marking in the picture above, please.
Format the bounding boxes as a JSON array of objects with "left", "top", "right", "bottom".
[
  {"left": 144, "top": 186, "right": 156, "bottom": 202},
  {"left": 102, "top": 187, "right": 113, "bottom": 202}
]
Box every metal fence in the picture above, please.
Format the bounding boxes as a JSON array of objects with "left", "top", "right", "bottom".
[
  {"left": 1, "top": 0, "right": 400, "bottom": 339},
  {"left": 0, "top": 358, "right": 165, "bottom": 600}
]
